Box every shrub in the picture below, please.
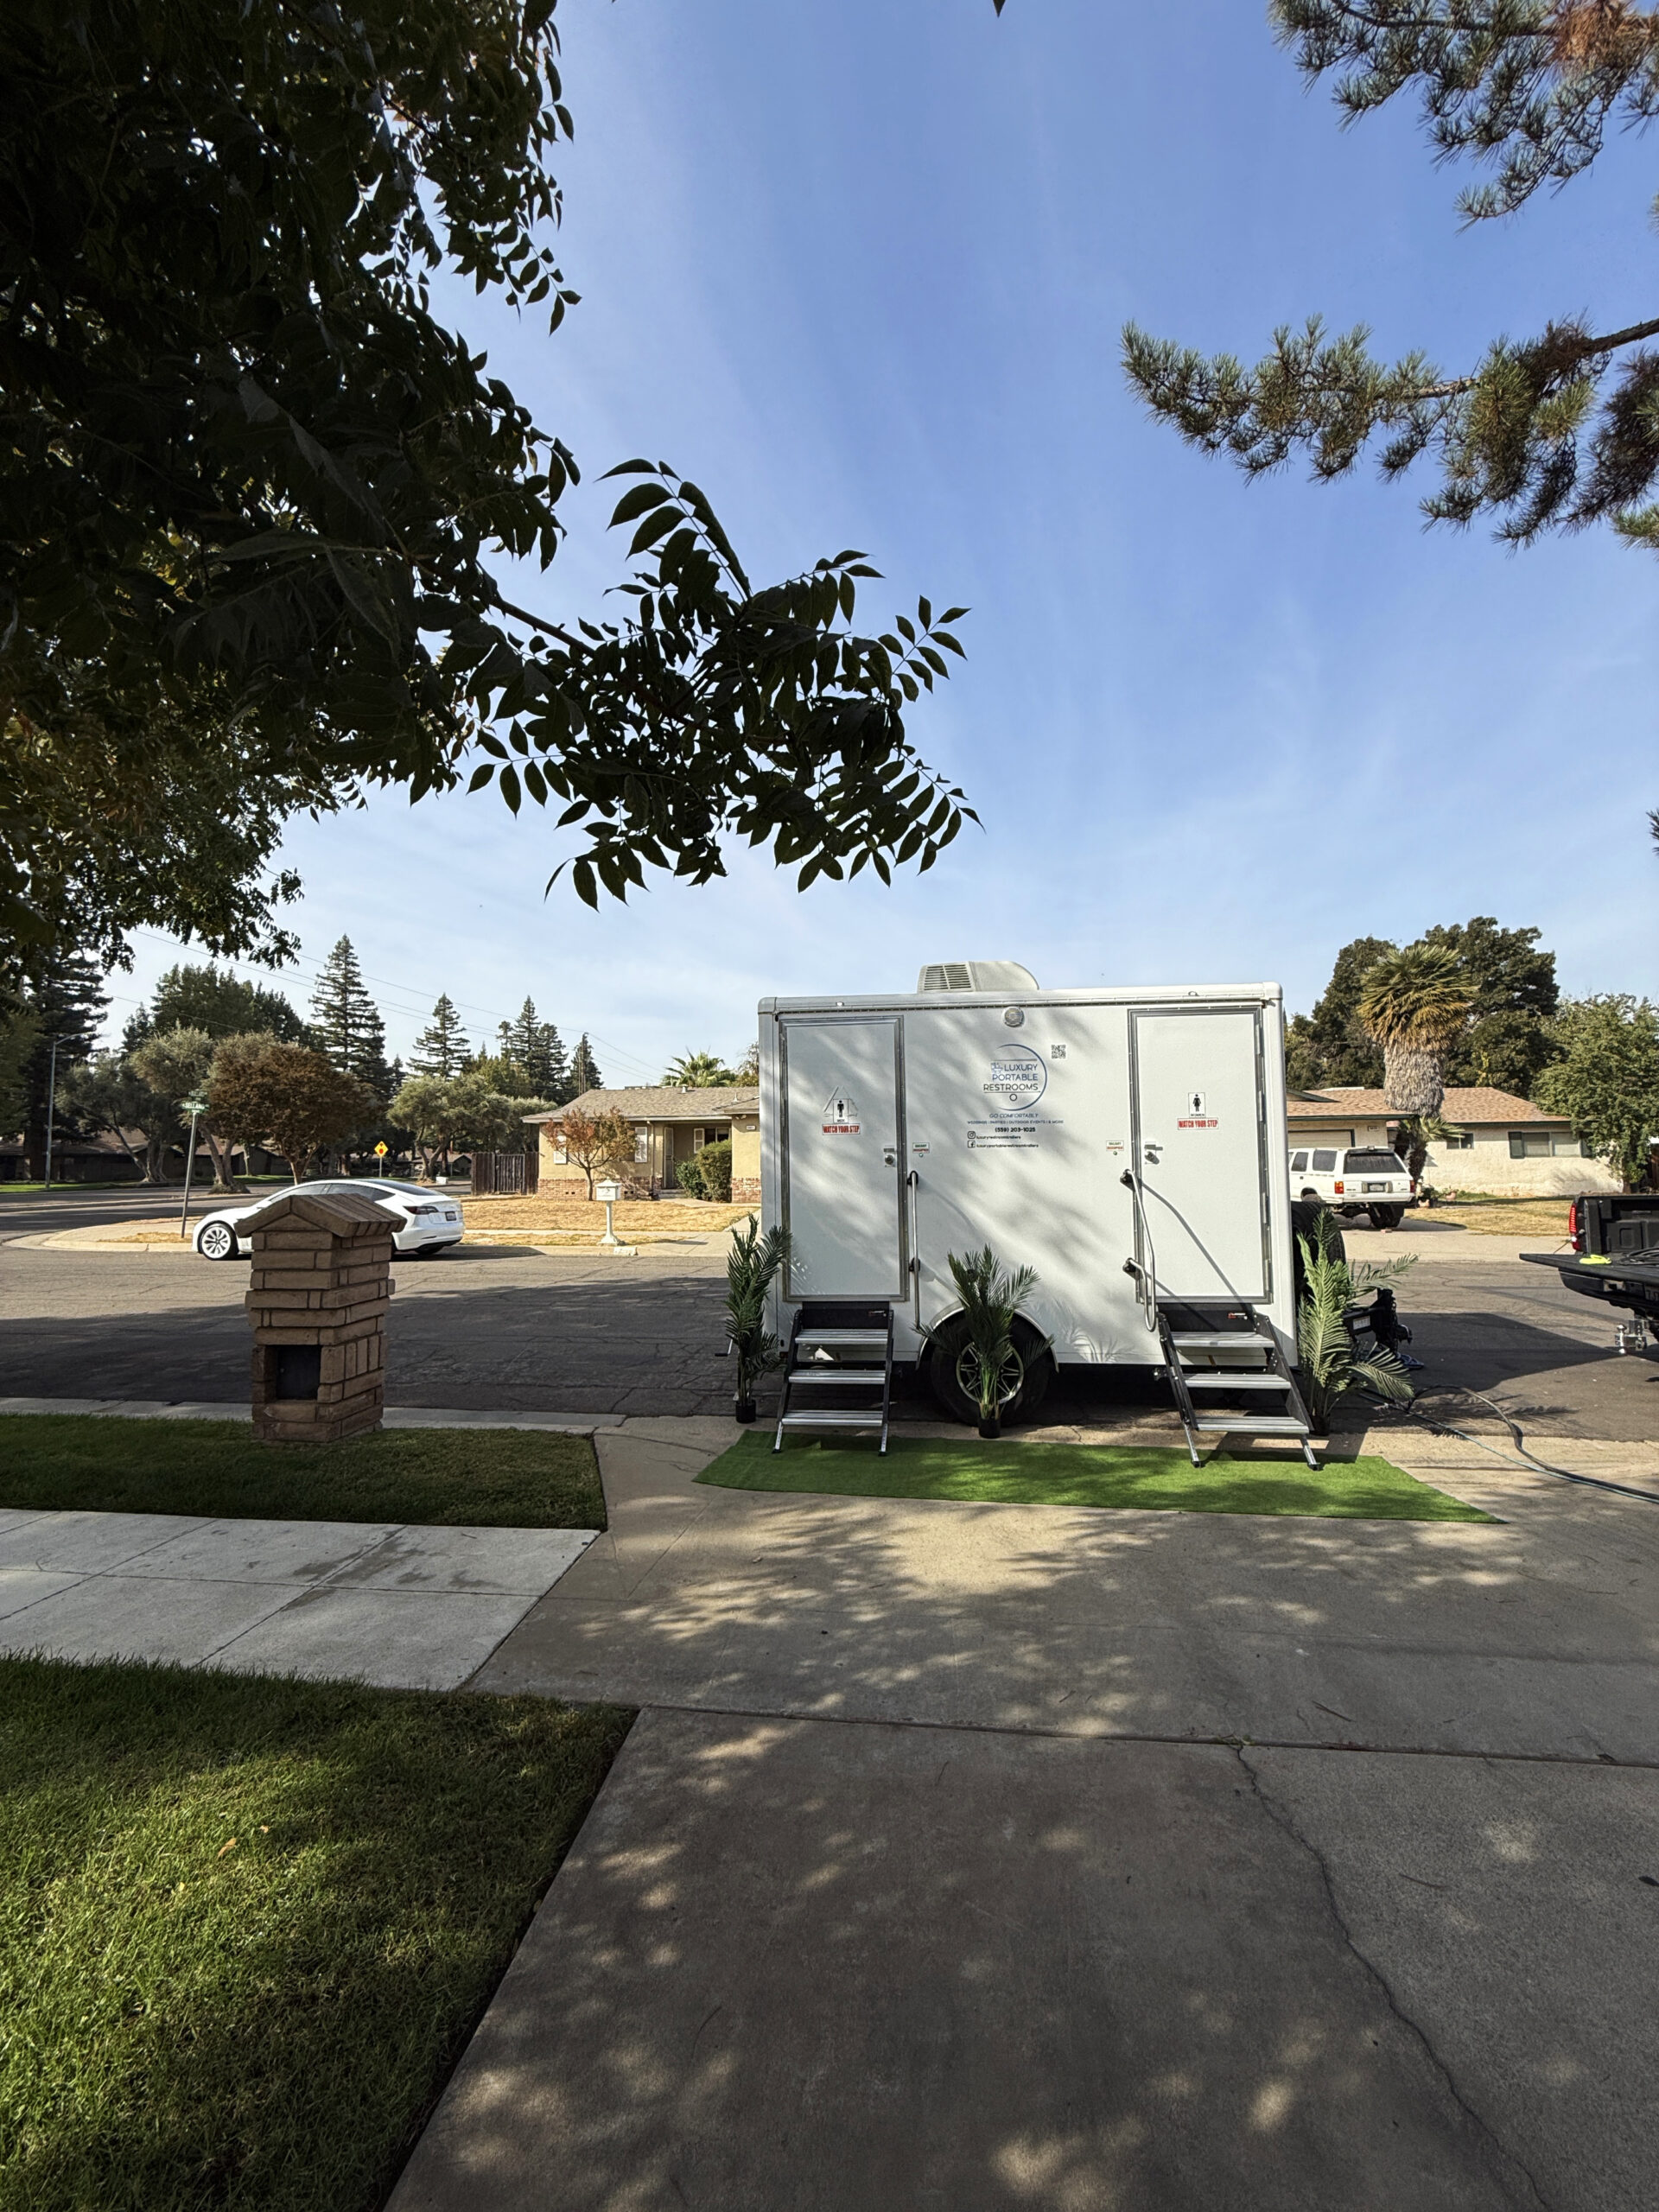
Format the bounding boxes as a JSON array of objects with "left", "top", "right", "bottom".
[
  {"left": 695, "top": 1137, "right": 732, "bottom": 1201},
  {"left": 675, "top": 1159, "right": 703, "bottom": 1197}
]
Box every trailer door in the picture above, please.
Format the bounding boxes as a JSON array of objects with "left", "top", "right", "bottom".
[
  {"left": 780, "top": 1017, "right": 906, "bottom": 1300},
  {"left": 1129, "top": 1007, "right": 1269, "bottom": 1303}
]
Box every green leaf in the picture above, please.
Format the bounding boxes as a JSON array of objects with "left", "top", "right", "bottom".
[{"left": 499, "top": 764, "right": 522, "bottom": 815}]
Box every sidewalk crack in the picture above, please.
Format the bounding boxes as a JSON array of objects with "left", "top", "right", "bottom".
[{"left": 1235, "top": 1747, "right": 1555, "bottom": 2212}]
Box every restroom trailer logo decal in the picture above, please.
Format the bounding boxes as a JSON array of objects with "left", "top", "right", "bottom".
[{"left": 821, "top": 1087, "right": 861, "bottom": 1135}]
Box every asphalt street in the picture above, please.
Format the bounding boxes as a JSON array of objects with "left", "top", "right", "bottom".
[{"left": 2, "top": 1192, "right": 1655, "bottom": 1433}]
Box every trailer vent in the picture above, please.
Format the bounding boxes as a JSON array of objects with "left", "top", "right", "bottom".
[{"left": 916, "top": 961, "right": 1039, "bottom": 994}]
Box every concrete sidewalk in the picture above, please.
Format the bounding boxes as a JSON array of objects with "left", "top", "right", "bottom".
[
  {"left": 472, "top": 1420, "right": 1659, "bottom": 1762},
  {"left": 379, "top": 1420, "right": 1659, "bottom": 2210},
  {"left": 0, "top": 1507, "right": 594, "bottom": 1688}
]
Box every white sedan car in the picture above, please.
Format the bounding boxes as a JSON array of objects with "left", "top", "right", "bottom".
[{"left": 193, "top": 1179, "right": 465, "bottom": 1262}]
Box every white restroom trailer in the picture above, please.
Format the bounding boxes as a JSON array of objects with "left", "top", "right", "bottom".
[{"left": 758, "top": 964, "right": 1315, "bottom": 1461}]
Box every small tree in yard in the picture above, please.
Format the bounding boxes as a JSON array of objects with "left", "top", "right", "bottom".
[
  {"left": 557, "top": 1108, "right": 637, "bottom": 1198},
  {"left": 130, "top": 1025, "right": 243, "bottom": 1189},
  {"left": 211, "top": 1045, "right": 379, "bottom": 1183},
  {"left": 1535, "top": 999, "right": 1659, "bottom": 1191}
]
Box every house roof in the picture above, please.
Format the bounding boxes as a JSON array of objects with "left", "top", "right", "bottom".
[
  {"left": 523, "top": 1085, "right": 760, "bottom": 1126},
  {"left": 1287, "top": 1085, "right": 1562, "bottom": 1126}
]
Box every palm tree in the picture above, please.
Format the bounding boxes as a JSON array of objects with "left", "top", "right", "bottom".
[
  {"left": 664, "top": 1051, "right": 736, "bottom": 1088},
  {"left": 1357, "top": 945, "right": 1471, "bottom": 1179}
]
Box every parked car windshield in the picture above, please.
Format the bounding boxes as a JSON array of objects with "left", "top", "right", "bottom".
[{"left": 1344, "top": 1150, "right": 1406, "bottom": 1174}]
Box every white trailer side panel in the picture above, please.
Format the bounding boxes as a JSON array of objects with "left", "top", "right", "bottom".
[
  {"left": 759, "top": 984, "right": 1294, "bottom": 1367},
  {"left": 900, "top": 1000, "right": 1147, "bottom": 1363}
]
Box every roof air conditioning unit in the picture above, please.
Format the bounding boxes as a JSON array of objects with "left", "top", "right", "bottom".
[{"left": 915, "top": 961, "right": 1039, "bottom": 994}]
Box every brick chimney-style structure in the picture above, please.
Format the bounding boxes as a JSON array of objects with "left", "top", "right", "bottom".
[{"left": 242, "top": 1188, "right": 396, "bottom": 1443}]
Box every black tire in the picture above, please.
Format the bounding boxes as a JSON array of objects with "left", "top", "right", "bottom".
[
  {"left": 925, "top": 1312, "right": 1054, "bottom": 1427},
  {"left": 195, "top": 1219, "right": 240, "bottom": 1262},
  {"left": 1368, "top": 1204, "right": 1406, "bottom": 1230},
  {"left": 1300, "top": 1188, "right": 1320, "bottom": 1205}
]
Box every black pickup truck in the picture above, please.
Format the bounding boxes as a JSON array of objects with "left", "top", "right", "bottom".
[{"left": 1521, "top": 1193, "right": 1659, "bottom": 1345}]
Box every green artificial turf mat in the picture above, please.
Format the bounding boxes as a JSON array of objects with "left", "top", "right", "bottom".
[
  {"left": 0, "top": 1656, "right": 631, "bottom": 2212},
  {"left": 698, "top": 1430, "right": 1489, "bottom": 1521},
  {"left": 0, "top": 1415, "right": 606, "bottom": 1529}
]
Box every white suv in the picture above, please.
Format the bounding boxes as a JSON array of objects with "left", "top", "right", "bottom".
[
  {"left": 1288, "top": 1146, "right": 1415, "bottom": 1230},
  {"left": 193, "top": 1179, "right": 465, "bottom": 1262}
]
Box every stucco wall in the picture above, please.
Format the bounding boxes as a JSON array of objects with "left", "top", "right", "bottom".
[{"left": 1420, "top": 1130, "right": 1621, "bottom": 1198}]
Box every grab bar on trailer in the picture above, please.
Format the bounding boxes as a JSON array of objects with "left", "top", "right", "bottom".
[
  {"left": 906, "top": 1168, "right": 923, "bottom": 1334},
  {"left": 1120, "top": 1169, "right": 1161, "bottom": 1335}
]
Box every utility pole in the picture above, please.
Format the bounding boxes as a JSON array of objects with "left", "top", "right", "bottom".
[
  {"left": 41, "top": 1035, "right": 61, "bottom": 1192},
  {"left": 178, "top": 1093, "right": 209, "bottom": 1239}
]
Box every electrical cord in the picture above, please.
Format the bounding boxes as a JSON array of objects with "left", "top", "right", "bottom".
[{"left": 1371, "top": 1385, "right": 1659, "bottom": 1506}]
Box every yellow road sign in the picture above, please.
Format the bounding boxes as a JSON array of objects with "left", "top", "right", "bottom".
[{"left": 374, "top": 1141, "right": 389, "bottom": 1157}]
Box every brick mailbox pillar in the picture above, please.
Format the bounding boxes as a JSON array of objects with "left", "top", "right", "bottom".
[{"left": 243, "top": 1189, "right": 396, "bottom": 1443}]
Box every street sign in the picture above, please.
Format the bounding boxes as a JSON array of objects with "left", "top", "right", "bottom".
[{"left": 373, "top": 1142, "right": 388, "bottom": 1156}]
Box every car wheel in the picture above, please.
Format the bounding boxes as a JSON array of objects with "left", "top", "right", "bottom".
[
  {"left": 196, "top": 1220, "right": 238, "bottom": 1262},
  {"left": 925, "top": 1312, "right": 1054, "bottom": 1426},
  {"left": 1369, "top": 1204, "right": 1405, "bottom": 1230},
  {"left": 1300, "top": 1189, "right": 1320, "bottom": 1204}
]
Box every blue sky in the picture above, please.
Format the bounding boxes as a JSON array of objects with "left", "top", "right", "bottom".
[{"left": 112, "top": 0, "right": 1658, "bottom": 1078}]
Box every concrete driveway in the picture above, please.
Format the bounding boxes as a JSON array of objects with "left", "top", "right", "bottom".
[{"left": 386, "top": 1421, "right": 1659, "bottom": 2211}]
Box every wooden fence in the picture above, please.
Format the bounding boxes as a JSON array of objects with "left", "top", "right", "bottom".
[{"left": 471, "top": 1149, "right": 540, "bottom": 1196}]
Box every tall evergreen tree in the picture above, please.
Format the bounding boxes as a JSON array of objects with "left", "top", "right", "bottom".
[
  {"left": 18, "top": 948, "right": 108, "bottom": 1177},
  {"left": 411, "top": 995, "right": 470, "bottom": 1079},
  {"left": 497, "top": 998, "right": 567, "bottom": 1097},
  {"left": 1422, "top": 918, "right": 1560, "bottom": 1095},
  {"left": 308, "top": 938, "right": 391, "bottom": 1099},
  {"left": 567, "top": 1033, "right": 602, "bottom": 1098},
  {"left": 150, "top": 962, "right": 305, "bottom": 1041}
]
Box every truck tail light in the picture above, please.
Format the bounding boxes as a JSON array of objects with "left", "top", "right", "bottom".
[
  {"left": 1408, "top": 1180, "right": 1416, "bottom": 1195},
  {"left": 1333, "top": 1179, "right": 1344, "bottom": 1195},
  {"left": 1567, "top": 1198, "right": 1584, "bottom": 1253}
]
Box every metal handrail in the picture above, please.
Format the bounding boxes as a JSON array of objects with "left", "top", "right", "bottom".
[
  {"left": 1120, "top": 1168, "right": 1161, "bottom": 1334},
  {"left": 906, "top": 1168, "right": 923, "bottom": 1333}
]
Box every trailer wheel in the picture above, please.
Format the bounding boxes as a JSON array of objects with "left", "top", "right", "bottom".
[{"left": 925, "top": 1313, "right": 1054, "bottom": 1426}]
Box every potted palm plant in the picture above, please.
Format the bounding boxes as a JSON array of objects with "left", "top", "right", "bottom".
[
  {"left": 1296, "top": 1210, "right": 1416, "bottom": 1431},
  {"left": 943, "top": 1245, "right": 1043, "bottom": 1439},
  {"left": 724, "top": 1215, "right": 790, "bottom": 1422}
]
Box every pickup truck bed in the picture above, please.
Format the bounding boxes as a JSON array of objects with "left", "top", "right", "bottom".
[{"left": 1521, "top": 1192, "right": 1659, "bottom": 1339}]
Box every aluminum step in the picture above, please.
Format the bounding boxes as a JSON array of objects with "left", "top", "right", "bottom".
[
  {"left": 1192, "top": 1414, "right": 1310, "bottom": 1434},
  {"left": 1180, "top": 1371, "right": 1291, "bottom": 1391},
  {"left": 777, "top": 1409, "right": 887, "bottom": 1430},
  {"left": 786, "top": 1368, "right": 887, "bottom": 1387},
  {"left": 796, "top": 1330, "right": 890, "bottom": 1352},
  {"left": 1168, "top": 1332, "right": 1268, "bottom": 1352}
]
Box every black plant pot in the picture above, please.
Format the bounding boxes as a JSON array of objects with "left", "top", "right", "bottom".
[
  {"left": 734, "top": 1396, "right": 758, "bottom": 1425},
  {"left": 977, "top": 1416, "right": 1001, "bottom": 1440}
]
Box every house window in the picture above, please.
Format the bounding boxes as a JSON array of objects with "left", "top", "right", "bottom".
[
  {"left": 1550, "top": 1133, "right": 1592, "bottom": 1158},
  {"left": 633, "top": 1128, "right": 650, "bottom": 1164},
  {"left": 552, "top": 1133, "right": 568, "bottom": 1163},
  {"left": 1441, "top": 1129, "right": 1474, "bottom": 1151},
  {"left": 1509, "top": 1131, "right": 1552, "bottom": 1160}
]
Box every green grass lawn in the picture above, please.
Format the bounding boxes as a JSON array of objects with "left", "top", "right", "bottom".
[
  {"left": 700, "top": 1431, "right": 1490, "bottom": 1521},
  {"left": 0, "top": 1656, "right": 631, "bottom": 2212},
  {"left": 0, "top": 1416, "right": 606, "bottom": 1529}
]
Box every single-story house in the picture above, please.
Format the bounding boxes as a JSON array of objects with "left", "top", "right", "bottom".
[
  {"left": 524, "top": 1086, "right": 760, "bottom": 1202},
  {"left": 1287, "top": 1085, "right": 1623, "bottom": 1198}
]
